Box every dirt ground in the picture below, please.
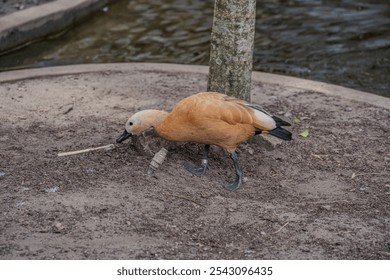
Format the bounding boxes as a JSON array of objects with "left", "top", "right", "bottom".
[{"left": 0, "top": 68, "right": 389, "bottom": 259}]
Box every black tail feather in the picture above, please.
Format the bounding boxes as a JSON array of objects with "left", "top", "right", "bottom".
[
  {"left": 272, "top": 116, "right": 291, "bottom": 127},
  {"left": 268, "top": 127, "right": 292, "bottom": 141}
]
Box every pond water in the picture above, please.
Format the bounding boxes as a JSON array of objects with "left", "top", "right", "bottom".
[{"left": 1, "top": 0, "right": 389, "bottom": 97}]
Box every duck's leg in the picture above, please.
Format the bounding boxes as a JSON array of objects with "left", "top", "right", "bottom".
[
  {"left": 224, "top": 151, "right": 242, "bottom": 191},
  {"left": 184, "top": 144, "right": 210, "bottom": 177}
]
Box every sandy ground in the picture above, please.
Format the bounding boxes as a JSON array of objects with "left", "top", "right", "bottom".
[{"left": 0, "top": 66, "right": 389, "bottom": 259}]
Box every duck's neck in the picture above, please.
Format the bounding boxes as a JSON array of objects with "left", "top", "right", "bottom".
[
  {"left": 148, "top": 110, "right": 169, "bottom": 128},
  {"left": 154, "top": 112, "right": 184, "bottom": 142}
]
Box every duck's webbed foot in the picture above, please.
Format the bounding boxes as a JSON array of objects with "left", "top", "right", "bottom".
[
  {"left": 224, "top": 175, "right": 242, "bottom": 191},
  {"left": 184, "top": 161, "right": 208, "bottom": 177},
  {"left": 183, "top": 145, "right": 210, "bottom": 177},
  {"left": 224, "top": 151, "right": 243, "bottom": 191}
]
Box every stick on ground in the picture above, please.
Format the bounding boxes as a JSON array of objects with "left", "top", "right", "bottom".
[
  {"left": 57, "top": 144, "right": 115, "bottom": 157},
  {"left": 274, "top": 222, "right": 289, "bottom": 234}
]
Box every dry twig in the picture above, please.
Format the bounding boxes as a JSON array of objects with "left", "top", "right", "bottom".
[
  {"left": 274, "top": 222, "right": 289, "bottom": 234},
  {"left": 57, "top": 144, "right": 115, "bottom": 157}
]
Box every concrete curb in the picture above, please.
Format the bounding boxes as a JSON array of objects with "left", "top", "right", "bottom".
[
  {"left": 0, "top": 0, "right": 109, "bottom": 54},
  {"left": 1, "top": 62, "right": 389, "bottom": 110},
  {"left": 252, "top": 71, "right": 390, "bottom": 110}
]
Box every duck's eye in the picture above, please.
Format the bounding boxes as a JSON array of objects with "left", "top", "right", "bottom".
[{"left": 129, "top": 122, "right": 133, "bottom": 126}]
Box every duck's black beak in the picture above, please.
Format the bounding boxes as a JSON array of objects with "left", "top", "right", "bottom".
[{"left": 116, "top": 130, "right": 132, "bottom": 143}]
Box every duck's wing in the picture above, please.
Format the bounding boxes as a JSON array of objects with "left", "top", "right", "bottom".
[
  {"left": 245, "top": 103, "right": 291, "bottom": 127},
  {"left": 179, "top": 92, "right": 282, "bottom": 131}
]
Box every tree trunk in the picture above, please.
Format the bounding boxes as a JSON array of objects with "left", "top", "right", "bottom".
[{"left": 207, "top": 0, "right": 256, "bottom": 102}]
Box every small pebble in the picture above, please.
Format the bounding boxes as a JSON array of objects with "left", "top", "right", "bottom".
[
  {"left": 0, "top": 171, "right": 5, "bottom": 177},
  {"left": 45, "top": 186, "right": 59, "bottom": 193},
  {"left": 53, "top": 222, "right": 65, "bottom": 232},
  {"left": 359, "top": 187, "right": 369, "bottom": 193},
  {"left": 321, "top": 205, "right": 331, "bottom": 211}
]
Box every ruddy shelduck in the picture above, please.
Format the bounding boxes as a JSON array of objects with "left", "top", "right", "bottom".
[{"left": 117, "top": 92, "right": 291, "bottom": 190}]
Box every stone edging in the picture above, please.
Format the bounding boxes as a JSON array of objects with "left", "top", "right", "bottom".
[{"left": 0, "top": 0, "right": 109, "bottom": 53}]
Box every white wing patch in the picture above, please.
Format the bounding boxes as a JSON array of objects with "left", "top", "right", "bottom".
[{"left": 248, "top": 105, "right": 276, "bottom": 130}]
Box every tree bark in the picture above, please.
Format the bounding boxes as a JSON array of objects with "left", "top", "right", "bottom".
[{"left": 207, "top": 0, "right": 256, "bottom": 102}]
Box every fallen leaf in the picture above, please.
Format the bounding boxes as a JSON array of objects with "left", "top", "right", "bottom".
[
  {"left": 299, "top": 129, "right": 309, "bottom": 138},
  {"left": 292, "top": 117, "right": 301, "bottom": 123}
]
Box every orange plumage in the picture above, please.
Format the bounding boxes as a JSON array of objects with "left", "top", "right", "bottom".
[{"left": 117, "top": 92, "right": 291, "bottom": 190}]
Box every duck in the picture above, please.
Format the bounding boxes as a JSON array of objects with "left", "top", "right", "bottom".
[{"left": 116, "top": 92, "right": 292, "bottom": 190}]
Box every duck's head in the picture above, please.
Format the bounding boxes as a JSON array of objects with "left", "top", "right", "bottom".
[{"left": 116, "top": 109, "right": 168, "bottom": 143}]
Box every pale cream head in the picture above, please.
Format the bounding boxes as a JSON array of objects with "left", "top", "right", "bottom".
[{"left": 124, "top": 109, "right": 168, "bottom": 135}]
